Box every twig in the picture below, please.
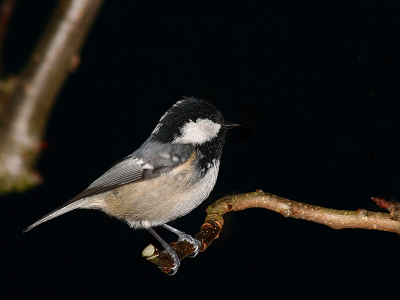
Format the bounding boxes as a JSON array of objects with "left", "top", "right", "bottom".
[
  {"left": 0, "top": 0, "right": 104, "bottom": 195},
  {"left": 371, "top": 196, "right": 400, "bottom": 221},
  {"left": 142, "top": 190, "right": 400, "bottom": 273}
]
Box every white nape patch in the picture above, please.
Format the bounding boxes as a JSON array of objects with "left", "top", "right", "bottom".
[
  {"left": 173, "top": 118, "right": 221, "bottom": 145},
  {"left": 173, "top": 100, "right": 185, "bottom": 107},
  {"left": 172, "top": 156, "right": 179, "bottom": 162},
  {"left": 151, "top": 122, "right": 162, "bottom": 134},
  {"left": 142, "top": 163, "right": 153, "bottom": 169},
  {"left": 151, "top": 110, "right": 170, "bottom": 134}
]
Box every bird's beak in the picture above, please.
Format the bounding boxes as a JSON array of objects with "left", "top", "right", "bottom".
[{"left": 225, "top": 121, "right": 241, "bottom": 129}]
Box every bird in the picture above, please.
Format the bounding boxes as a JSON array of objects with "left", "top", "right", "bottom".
[{"left": 24, "top": 97, "right": 239, "bottom": 275}]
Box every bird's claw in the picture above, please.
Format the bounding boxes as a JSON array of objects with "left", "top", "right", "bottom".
[
  {"left": 178, "top": 235, "right": 202, "bottom": 258},
  {"left": 160, "top": 224, "right": 202, "bottom": 260},
  {"left": 167, "top": 264, "right": 179, "bottom": 276},
  {"left": 162, "top": 245, "right": 180, "bottom": 276}
]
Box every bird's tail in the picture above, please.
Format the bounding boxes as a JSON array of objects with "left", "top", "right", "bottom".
[{"left": 23, "top": 199, "right": 87, "bottom": 233}]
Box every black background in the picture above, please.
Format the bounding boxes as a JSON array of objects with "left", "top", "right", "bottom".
[{"left": 2, "top": 1, "right": 400, "bottom": 299}]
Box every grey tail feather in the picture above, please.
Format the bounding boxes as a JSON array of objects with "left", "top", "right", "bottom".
[{"left": 23, "top": 199, "right": 87, "bottom": 233}]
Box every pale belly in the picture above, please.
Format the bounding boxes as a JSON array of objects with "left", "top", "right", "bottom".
[{"left": 83, "top": 162, "right": 219, "bottom": 229}]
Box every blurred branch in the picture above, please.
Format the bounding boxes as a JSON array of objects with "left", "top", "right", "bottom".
[
  {"left": 0, "top": 0, "right": 18, "bottom": 74},
  {"left": 0, "top": 0, "right": 104, "bottom": 195},
  {"left": 143, "top": 190, "right": 400, "bottom": 274}
]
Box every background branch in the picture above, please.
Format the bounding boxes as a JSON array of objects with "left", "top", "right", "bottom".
[
  {"left": 0, "top": 0, "right": 18, "bottom": 75},
  {"left": 0, "top": 0, "right": 104, "bottom": 195},
  {"left": 143, "top": 190, "right": 400, "bottom": 273}
]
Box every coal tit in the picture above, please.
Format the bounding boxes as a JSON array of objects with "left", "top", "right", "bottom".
[{"left": 24, "top": 97, "right": 239, "bottom": 274}]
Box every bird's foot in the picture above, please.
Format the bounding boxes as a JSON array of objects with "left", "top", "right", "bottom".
[
  {"left": 162, "top": 244, "right": 180, "bottom": 276},
  {"left": 176, "top": 233, "right": 202, "bottom": 258},
  {"left": 162, "top": 224, "right": 202, "bottom": 258}
]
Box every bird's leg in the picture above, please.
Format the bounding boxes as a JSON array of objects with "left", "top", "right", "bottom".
[
  {"left": 146, "top": 227, "right": 180, "bottom": 275},
  {"left": 162, "top": 224, "right": 202, "bottom": 258}
]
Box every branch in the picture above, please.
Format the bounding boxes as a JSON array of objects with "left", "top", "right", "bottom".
[
  {"left": 142, "top": 190, "right": 400, "bottom": 273},
  {"left": 0, "top": 0, "right": 104, "bottom": 195}
]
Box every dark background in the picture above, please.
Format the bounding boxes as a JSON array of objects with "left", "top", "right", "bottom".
[{"left": 2, "top": 1, "right": 400, "bottom": 299}]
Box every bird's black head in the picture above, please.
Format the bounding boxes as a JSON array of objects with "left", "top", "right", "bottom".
[{"left": 150, "top": 97, "right": 230, "bottom": 147}]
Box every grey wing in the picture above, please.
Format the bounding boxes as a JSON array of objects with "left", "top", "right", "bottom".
[
  {"left": 23, "top": 143, "right": 194, "bottom": 232},
  {"left": 23, "top": 157, "right": 146, "bottom": 232},
  {"left": 71, "top": 157, "right": 145, "bottom": 200},
  {"left": 71, "top": 141, "right": 194, "bottom": 199}
]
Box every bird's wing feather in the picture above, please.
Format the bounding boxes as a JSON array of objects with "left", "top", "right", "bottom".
[
  {"left": 71, "top": 157, "right": 145, "bottom": 201},
  {"left": 23, "top": 158, "right": 147, "bottom": 233},
  {"left": 76, "top": 141, "right": 194, "bottom": 200},
  {"left": 23, "top": 143, "right": 194, "bottom": 232}
]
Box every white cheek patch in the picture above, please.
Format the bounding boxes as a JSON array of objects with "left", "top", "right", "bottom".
[{"left": 173, "top": 118, "right": 221, "bottom": 145}]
